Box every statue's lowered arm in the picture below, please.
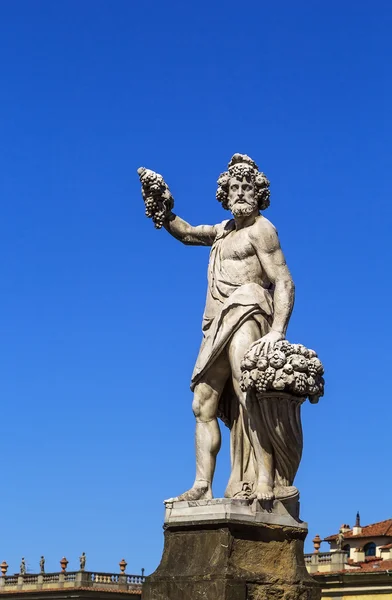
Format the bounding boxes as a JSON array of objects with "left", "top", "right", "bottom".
[{"left": 248, "top": 218, "right": 295, "bottom": 355}]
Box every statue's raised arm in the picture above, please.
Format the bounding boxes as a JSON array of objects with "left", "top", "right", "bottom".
[{"left": 137, "top": 167, "right": 216, "bottom": 246}]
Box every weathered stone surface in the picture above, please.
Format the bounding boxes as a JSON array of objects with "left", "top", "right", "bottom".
[
  {"left": 247, "top": 583, "right": 320, "bottom": 600},
  {"left": 143, "top": 515, "right": 321, "bottom": 600},
  {"left": 164, "top": 497, "right": 306, "bottom": 530}
]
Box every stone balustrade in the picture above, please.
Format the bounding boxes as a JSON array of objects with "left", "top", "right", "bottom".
[
  {"left": 304, "top": 550, "right": 348, "bottom": 574},
  {"left": 0, "top": 570, "right": 145, "bottom": 594}
]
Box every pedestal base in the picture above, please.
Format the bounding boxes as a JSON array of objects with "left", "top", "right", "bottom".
[{"left": 143, "top": 499, "right": 320, "bottom": 600}]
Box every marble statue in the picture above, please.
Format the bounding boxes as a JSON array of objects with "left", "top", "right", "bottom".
[
  {"left": 39, "top": 556, "right": 45, "bottom": 574},
  {"left": 138, "top": 153, "right": 324, "bottom": 504}
]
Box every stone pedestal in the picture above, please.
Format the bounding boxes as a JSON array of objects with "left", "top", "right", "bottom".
[{"left": 143, "top": 498, "right": 321, "bottom": 600}]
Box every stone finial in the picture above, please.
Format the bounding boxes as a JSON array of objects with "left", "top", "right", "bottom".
[
  {"left": 119, "top": 558, "right": 127, "bottom": 574},
  {"left": 355, "top": 511, "right": 361, "bottom": 527},
  {"left": 313, "top": 534, "right": 322, "bottom": 554},
  {"left": 0, "top": 561, "right": 8, "bottom": 577},
  {"left": 60, "top": 557, "right": 68, "bottom": 573}
]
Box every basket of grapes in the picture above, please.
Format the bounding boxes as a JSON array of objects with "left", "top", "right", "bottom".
[
  {"left": 240, "top": 340, "right": 324, "bottom": 404},
  {"left": 137, "top": 167, "right": 174, "bottom": 229}
]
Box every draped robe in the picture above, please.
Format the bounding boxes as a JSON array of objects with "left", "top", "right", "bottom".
[{"left": 190, "top": 219, "right": 274, "bottom": 497}]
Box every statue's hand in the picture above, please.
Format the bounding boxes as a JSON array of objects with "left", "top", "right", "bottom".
[{"left": 248, "top": 330, "right": 284, "bottom": 358}]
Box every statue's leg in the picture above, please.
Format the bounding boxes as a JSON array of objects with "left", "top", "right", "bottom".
[
  {"left": 165, "top": 353, "right": 230, "bottom": 503},
  {"left": 228, "top": 321, "right": 275, "bottom": 501}
]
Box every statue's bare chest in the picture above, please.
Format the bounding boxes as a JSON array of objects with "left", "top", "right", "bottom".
[{"left": 219, "top": 228, "right": 256, "bottom": 261}]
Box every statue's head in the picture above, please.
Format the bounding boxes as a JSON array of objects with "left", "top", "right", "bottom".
[{"left": 216, "top": 154, "right": 270, "bottom": 217}]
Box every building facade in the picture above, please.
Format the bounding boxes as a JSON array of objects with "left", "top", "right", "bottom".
[{"left": 305, "top": 514, "right": 392, "bottom": 599}]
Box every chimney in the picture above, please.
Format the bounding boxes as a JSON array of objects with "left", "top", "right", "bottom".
[
  {"left": 353, "top": 512, "right": 362, "bottom": 536},
  {"left": 380, "top": 546, "right": 392, "bottom": 560},
  {"left": 354, "top": 546, "right": 365, "bottom": 563}
]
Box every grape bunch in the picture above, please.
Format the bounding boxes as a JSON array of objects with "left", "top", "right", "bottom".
[
  {"left": 254, "top": 366, "right": 275, "bottom": 393},
  {"left": 307, "top": 362, "right": 317, "bottom": 378},
  {"left": 255, "top": 373, "right": 268, "bottom": 393},
  {"left": 293, "top": 372, "right": 307, "bottom": 394},
  {"left": 144, "top": 198, "right": 166, "bottom": 229},
  {"left": 275, "top": 340, "right": 293, "bottom": 355},
  {"left": 137, "top": 167, "right": 174, "bottom": 229},
  {"left": 307, "top": 357, "right": 324, "bottom": 378}
]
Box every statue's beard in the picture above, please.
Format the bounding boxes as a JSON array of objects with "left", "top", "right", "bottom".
[{"left": 231, "top": 202, "right": 256, "bottom": 218}]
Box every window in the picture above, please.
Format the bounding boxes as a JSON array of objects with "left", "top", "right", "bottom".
[
  {"left": 343, "top": 544, "right": 350, "bottom": 555},
  {"left": 364, "top": 542, "right": 376, "bottom": 557}
]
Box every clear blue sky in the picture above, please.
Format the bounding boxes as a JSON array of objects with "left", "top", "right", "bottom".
[{"left": 1, "top": 0, "right": 391, "bottom": 577}]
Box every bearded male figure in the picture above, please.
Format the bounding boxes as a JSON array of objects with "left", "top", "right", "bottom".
[{"left": 141, "top": 154, "right": 295, "bottom": 502}]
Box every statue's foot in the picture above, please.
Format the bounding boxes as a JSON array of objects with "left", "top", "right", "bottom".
[
  {"left": 164, "top": 482, "right": 212, "bottom": 504},
  {"left": 273, "top": 485, "right": 299, "bottom": 500},
  {"left": 250, "top": 482, "right": 275, "bottom": 501}
]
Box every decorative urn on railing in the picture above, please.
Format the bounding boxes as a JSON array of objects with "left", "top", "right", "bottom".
[
  {"left": 119, "top": 558, "right": 127, "bottom": 574},
  {"left": 59, "top": 557, "right": 68, "bottom": 573},
  {"left": 313, "top": 534, "right": 322, "bottom": 554}
]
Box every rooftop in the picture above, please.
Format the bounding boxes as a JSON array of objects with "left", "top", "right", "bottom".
[{"left": 324, "top": 518, "right": 392, "bottom": 541}]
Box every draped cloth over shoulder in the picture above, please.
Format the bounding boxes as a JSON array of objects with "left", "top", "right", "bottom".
[{"left": 191, "top": 220, "right": 274, "bottom": 498}]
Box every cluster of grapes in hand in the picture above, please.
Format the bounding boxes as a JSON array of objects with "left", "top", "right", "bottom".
[
  {"left": 137, "top": 167, "right": 174, "bottom": 229},
  {"left": 144, "top": 196, "right": 166, "bottom": 228},
  {"left": 240, "top": 340, "right": 324, "bottom": 403}
]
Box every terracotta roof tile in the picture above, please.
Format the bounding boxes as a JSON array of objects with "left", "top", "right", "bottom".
[
  {"left": 357, "top": 559, "right": 392, "bottom": 572},
  {"left": 324, "top": 519, "right": 392, "bottom": 541}
]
